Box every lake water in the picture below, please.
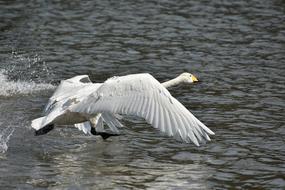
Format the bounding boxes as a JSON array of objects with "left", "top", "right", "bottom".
[{"left": 0, "top": 0, "right": 285, "bottom": 189}]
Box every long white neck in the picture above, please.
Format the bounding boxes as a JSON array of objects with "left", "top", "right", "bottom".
[{"left": 162, "top": 76, "right": 184, "bottom": 88}]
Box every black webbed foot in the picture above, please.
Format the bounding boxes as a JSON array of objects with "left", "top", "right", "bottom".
[
  {"left": 35, "top": 124, "right": 54, "bottom": 136},
  {"left": 90, "top": 127, "right": 120, "bottom": 140},
  {"left": 97, "top": 132, "right": 120, "bottom": 140}
]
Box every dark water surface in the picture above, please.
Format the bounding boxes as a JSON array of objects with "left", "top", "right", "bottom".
[{"left": 1, "top": 0, "right": 285, "bottom": 189}]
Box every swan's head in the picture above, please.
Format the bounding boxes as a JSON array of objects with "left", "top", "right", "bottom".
[{"left": 178, "top": 72, "right": 198, "bottom": 84}]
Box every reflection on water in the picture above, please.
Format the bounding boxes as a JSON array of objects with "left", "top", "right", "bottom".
[{"left": 0, "top": 0, "right": 285, "bottom": 189}]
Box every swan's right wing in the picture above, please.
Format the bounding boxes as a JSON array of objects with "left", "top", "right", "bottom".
[{"left": 70, "top": 73, "right": 214, "bottom": 146}]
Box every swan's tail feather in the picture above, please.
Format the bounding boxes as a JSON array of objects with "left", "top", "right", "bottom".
[
  {"left": 31, "top": 116, "right": 46, "bottom": 130},
  {"left": 32, "top": 117, "right": 55, "bottom": 136}
]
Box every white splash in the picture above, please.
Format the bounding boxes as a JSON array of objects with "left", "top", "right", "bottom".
[
  {"left": 0, "top": 126, "right": 15, "bottom": 153},
  {"left": 0, "top": 69, "right": 55, "bottom": 96}
]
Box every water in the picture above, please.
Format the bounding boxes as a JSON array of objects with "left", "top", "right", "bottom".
[{"left": 0, "top": 0, "right": 285, "bottom": 189}]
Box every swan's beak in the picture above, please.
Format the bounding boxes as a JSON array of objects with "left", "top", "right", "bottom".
[{"left": 191, "top": 75, "right": 198, "bottom": 82}]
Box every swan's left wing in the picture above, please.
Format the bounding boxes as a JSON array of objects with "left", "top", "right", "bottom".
[
  {"left": 44, "top": 75, "right": 99, "bottom": 113},
  {"left": 33, "top": 75, "right": 101, "bottom": 130},
  {"left": 70, "top": 73, "right": 214, "bottom": 146}
]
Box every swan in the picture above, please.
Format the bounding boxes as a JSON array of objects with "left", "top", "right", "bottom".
[{"left": 31, "top": 73, "right": 214, "bottom": 146}]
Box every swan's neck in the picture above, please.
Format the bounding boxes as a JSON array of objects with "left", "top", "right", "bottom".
[{"left": 162, "top": 76, "right": 184, "bottom": 88}]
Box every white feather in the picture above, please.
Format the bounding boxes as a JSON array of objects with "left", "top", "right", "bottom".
[{"left": 74, "top": 121, "right": 92, "bottom": 135}]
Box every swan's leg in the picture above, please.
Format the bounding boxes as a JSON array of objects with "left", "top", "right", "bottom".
[
  {"left": 35, "top": 124, "right": 54, "bottom": 136},
  {"left": 90, "top": 127, "right": 120, "bottom": 140}
]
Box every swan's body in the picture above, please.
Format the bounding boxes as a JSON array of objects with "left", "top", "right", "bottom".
[{"left": 32, "top": 73, "right": 214, "bottom": 146}]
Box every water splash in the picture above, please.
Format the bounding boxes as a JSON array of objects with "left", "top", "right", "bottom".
[
  {"left": 0, "top": 125, "right": 15, "bottom": 153},
  {"left": 5, "top": 51, "right": 54, "bottom": 83},
  {"left": 0, "top": 69, "right": 55, "bottom": 96},
  {"left": 0, "top": 51, "right": 55, "bottom": 97},
  {"left": 0, "top": 51, "right": 56, "bottom": 152}
]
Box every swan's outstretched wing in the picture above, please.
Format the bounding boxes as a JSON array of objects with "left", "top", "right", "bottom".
[
  {"left": 33, "top": 75, "right": 99, "bottom": 129},
  {"left": 44, "top": 75, "right": 99, "bottom": 113},
  {"left": 32, "top": 74, "right": 123, "bottom": 134},
  {"left": 70, "top": 73, "right": 214, "bottom": 146}
]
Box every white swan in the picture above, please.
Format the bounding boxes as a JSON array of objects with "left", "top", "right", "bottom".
[{"left": 31, "top": 73, "right": 214, "bottom": 146}]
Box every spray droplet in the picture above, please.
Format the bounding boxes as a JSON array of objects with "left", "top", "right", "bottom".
[{"left": 0, "top": 126, "right": 15, "bottom": 153}]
